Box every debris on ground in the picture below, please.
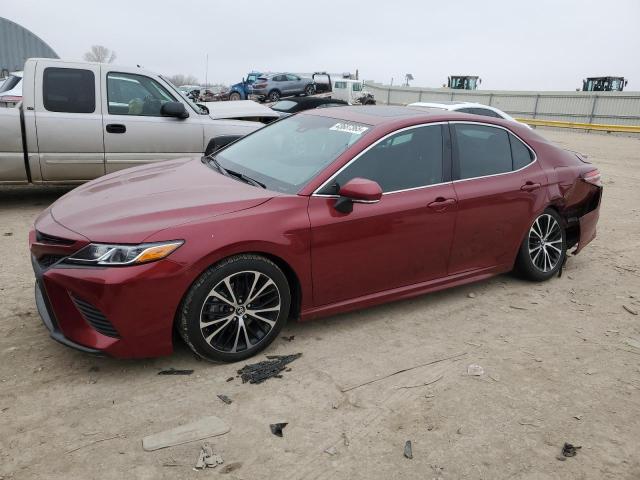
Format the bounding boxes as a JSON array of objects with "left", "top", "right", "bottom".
[
  {"left": 217, "top": 394, "right": 232, "bottom": 405},
  {"left": 237, "top": 353, "right": 302, "bottom": 384},
  {"left": 396, "top": 375, "right": 443, "bottom": 389},
  {"left": 467, "top": 364, "right": 484, "bottom": 376},
  {"left": 341, "top": 352, "right": 467, "bottom": 392},
  {"left": 65, "top": 434, "right": 124, "bottom": 454},
  {"left": 157, "top": 368, "right": 194, "bottom": 376},
  {"left": 194, "top": 442, "right": 224, "bottom": 470},
  {"left": 404, "top": 440, "right": 413, "bottom": 459},
  {"left": 342, "top": 432, "right": 350, "bottom": 446},
  {"left": 142, "top": 416, "right": 230, "bottom": 451},
  {"left": 624, "top": 337, "right": 640, "bottom": 350},
  {"left": 3, "top": 232, "right": 12, "bottom": 236},
  {"left": 324, "top": 446, "right": 337, "bottom": 456},
  {"left": 467, "top": 292, "right": 477, "bottom": 298},
  {"left": 623, "top": 305, "right": 638, "bottom": 315},
  {"left": 281, "top": 335, "right": 295, "bottom": 342},
  {"left": 561, "top": 442, "right": 582, "bottom": 458},
  {"left": 226, "top": 377, "right": 234, "bottom": 382},
  {"left": 270, "top": 423, "right": 288, "bottom": 437},
  {"left": 509, "top": 305, "right": 528, "bottom": 310}
]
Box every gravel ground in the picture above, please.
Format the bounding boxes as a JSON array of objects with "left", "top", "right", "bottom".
[{"left": 1, "top": 129, "right": 639, "bottom": 480}]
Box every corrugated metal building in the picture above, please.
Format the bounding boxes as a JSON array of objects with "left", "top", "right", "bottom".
[{"left": 0, "top": 16, "right": 58, "bottom": 76}]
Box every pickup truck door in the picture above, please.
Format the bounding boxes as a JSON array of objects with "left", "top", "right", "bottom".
[
  {"left": 101, "top": 70, "right": 204, "bottom": 173},
  {"left": 32, "top": 61, "right": 105, "bottom": 181}
]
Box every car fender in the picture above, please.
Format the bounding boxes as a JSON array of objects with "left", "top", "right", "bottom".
[{"left": 144, "top": 196, "right": 314, "bottom": 315}]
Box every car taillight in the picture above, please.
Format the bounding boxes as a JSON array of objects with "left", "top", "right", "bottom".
[
  {"left": 0, "top": 95, "right": 22, "bottom": 103},
  {"left": 253, "top": 83, "right": 267, "bottom": 89},
  {"left": 582, "top": 169, "right": 602, "bottom": 187}
]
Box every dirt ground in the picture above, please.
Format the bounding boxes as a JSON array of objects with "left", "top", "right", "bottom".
[{"left": 1, "top": 129, "right": 639, "bottom": 480}]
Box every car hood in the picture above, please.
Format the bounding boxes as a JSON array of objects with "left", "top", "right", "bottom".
[
  {"left": 203, "top": 100, "right": 279, "bottom": 120},
  {"left": 51, "top": 157, "right": 280, "bottom": 244}
]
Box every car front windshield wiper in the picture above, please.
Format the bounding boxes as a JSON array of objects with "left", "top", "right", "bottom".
[
  {"left": 204, "top": 155, "right": 266, "bottom": 189},
  {"left": 225, "top": 169, "right": 267, "bottom": 189},
  {"left": 205, "top": 154, "right": 229, "bottom": 177}
]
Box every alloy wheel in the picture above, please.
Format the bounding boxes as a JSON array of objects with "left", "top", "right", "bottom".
[
  {"left": 528, "top": 214, "right": 563, "bottom": 272},
  {"left": 199, "top": 271, "right": 281, "bottom": 353}
]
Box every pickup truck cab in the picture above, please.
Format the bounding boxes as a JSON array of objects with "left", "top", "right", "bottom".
[{"left": 0, "top": 59, "right": 279, "bottom": 184}]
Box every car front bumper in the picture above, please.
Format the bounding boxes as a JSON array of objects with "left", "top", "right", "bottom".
[{"left": 29, "top": 216, "right": 190, "bottom": 358}]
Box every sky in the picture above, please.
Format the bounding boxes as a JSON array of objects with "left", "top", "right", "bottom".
[{"left": 3, "top": 0, "right": 639, "bottom": 91}]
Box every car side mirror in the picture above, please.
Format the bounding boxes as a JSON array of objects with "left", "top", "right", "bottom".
[
  {"left": 161, "top": 101, "right": 189, "bottom": 119},
  {"left": 334, "top": 177, "right": 383, "bottom": 213}
]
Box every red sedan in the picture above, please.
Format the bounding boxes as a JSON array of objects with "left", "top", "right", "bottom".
[{"left": 30, "top": 106, "right": 602, "bottom": 362}]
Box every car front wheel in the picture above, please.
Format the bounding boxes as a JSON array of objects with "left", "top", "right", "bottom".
[
  {"left": 229, "top": 92, "right": 241, "bottom": 101},
  {"left": 515, "top": 208, "right": 566, "bottom": 281},
  {"left": 268, "top": 90, "right": 281, "bottom": 102},
  {"left": 179, "top": 254, "right": 291, "bottom": 362},
  {"left": 304, "top": 84, "right": 315, "bottom": 96}
]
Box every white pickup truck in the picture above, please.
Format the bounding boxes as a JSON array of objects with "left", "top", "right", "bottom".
[{"left": 0, "top": 58, "right": 279, "bottom": 184}]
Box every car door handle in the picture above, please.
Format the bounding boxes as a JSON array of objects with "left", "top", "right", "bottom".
[
  {"left": 427, "top": 197, "right": 457, "bottom": 209},
  {"left": 521, "top": 181, "right": 541, "bottom": 192},
  {"left": 106, "top": 124, "right": 126, "bottom": 134}
]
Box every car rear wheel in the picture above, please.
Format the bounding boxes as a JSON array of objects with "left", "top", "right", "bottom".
[
  {"left": 515, "top": 209, "right": 566, "bottom": 281},
  {"left": 304, "top": 84, "right": 315, "bottom": 96},
  {"left": 268, "top": 90, "right": 281, "bottom": 102},
  {"left": 179, "top": 254, "right": 291, "bottom": 362},
  {"left": 229, "top": 92, "right": 241, "bottom": 101}
]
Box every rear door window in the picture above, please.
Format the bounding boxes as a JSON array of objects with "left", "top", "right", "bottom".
[
  {"left": 43, "top": 67, "right": 95, "bottom": 113},
  {"left": 453, "top": 124, "right": 512, "bottom": 179},
  {"left": 509, "top": 134, "right": 535, "bottom": 170}
]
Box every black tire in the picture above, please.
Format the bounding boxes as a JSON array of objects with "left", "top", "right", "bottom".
[
  {"left": 178, "top": 254, "right": 291, "bottom": 362},
  {"left": 268, "top": 90, "right": 281, "bottom": 102},
  {"left": 304, "top": 84, "right": 316, "bottom": 96},
  {"left": 229, "top": 92, "right": 241, "bottom": 101},
  {"left": 515, "top": 208, "right": 566, "bottom": 281}
]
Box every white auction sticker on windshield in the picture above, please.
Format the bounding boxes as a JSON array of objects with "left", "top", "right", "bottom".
[{"left": 330, "top": 122, "right": 369, "bottom": 135}]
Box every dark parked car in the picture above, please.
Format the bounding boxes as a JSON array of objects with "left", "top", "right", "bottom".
[
  {"left": 30, "top": 106, "right": 602, "bottom": 362},
  {"left": 270, "top": 97, "right": 348, "bottom": 116}
]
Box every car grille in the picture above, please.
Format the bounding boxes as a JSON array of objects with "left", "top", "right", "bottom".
[
  {"left": 36, "top": 230, "right": 76, "bottom": 245},
  {"left": 38, "top": 254, "right": 65, "bottom": 269},
  {"left": 71, "top": 296, "right": 120, "bottom": 338}
]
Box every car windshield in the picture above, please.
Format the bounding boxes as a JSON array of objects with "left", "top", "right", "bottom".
[
  {"left": 271, "top": 100, "right": 298, "bottom": 112},
  {"left": 0, "top": 75, "right": 21, "bottom": 93},
  {"left": 213, "top": 114, "right": 371, "bottom": 194}
]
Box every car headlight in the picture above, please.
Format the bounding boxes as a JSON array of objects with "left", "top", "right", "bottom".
[{"left": 64, "top": 241, "right": 184, "bottom": 266}]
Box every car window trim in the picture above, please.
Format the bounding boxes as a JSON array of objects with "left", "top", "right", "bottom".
[
  {"left": 449, "top": 121, "right": 538, "bottom": 183},
  {"left": 311, "top": 121, "right": 451, "bottom": 197}
]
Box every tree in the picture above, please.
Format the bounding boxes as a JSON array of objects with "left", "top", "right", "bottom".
[
  {"left": 83, "top": 45, "right": 117, "bottom": 64},
  {"left": 166, "top": 74, "right": 200, "bottom": 87}
]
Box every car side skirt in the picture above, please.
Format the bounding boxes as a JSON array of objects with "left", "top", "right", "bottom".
[{"left": 299, "top": 263, "right": 511, "bottom": 321}]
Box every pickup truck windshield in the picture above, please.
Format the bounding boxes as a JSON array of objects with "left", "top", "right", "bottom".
[{"left": 213, "top": 115, "right": 371, "bottom": 194}]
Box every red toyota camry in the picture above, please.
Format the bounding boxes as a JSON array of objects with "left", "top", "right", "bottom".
[{"left": 30, "top": 106, "right": 602, "bottom": 362}]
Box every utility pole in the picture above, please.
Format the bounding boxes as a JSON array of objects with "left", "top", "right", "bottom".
[{"left": 205, "top": 54, "right": 209, "bottom": 87}]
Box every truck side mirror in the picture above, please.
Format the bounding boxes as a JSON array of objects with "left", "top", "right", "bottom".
[{"left": 161, "top": 102, "right": 189, "bottom": 119}]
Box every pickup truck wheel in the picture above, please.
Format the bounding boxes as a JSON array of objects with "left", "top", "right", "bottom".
[
  {"left": 304, "top": 84, "right": 316, "bottom": 96},
  {"left": 229, "top": 92, "right": 241, "bottom": 101},
  {"left": 268, "top": 90, "right": 281, "bottom": 102},
  {"left": 178, "top": 254, "right": 291, "bottom": 363}
]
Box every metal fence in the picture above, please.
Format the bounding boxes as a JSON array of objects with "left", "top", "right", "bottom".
[{"left": 364, "top": 81, "right": 640, "bottom": 127}]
